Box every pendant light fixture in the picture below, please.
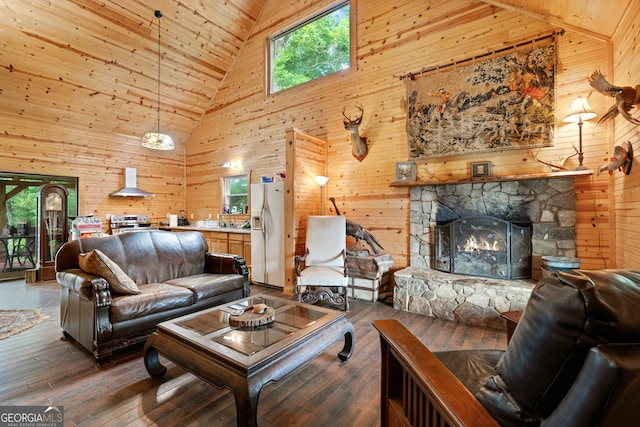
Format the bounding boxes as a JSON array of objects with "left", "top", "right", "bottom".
[{"left": 142, "top": 10, "right": 175, "bottom": 150}]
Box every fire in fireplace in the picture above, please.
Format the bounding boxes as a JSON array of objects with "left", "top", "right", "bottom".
[{"left": 434, "top": 216, "right": 532, "bottom": 280}]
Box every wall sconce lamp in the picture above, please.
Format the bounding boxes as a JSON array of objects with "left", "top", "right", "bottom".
[
  {"left": 314, "top": 175, "right": 329, "bottom": 214},
  {"left": 563, "top": 96, "right": 597, "bottom": 170},
  {"left": 222, "top": 161, "right": 240, "bottom": 168}
]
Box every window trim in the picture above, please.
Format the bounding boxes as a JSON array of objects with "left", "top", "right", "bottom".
[{"left": 266, "top": 0, "right": 355, "bottom": 95}]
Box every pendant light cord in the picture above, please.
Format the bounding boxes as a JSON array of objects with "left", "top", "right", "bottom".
[
  {"left": 141, "top": 9, "right": 174, "bottom": 150},
  {"left": 155, "top": 10, "right": 162, "bottom": 133}
]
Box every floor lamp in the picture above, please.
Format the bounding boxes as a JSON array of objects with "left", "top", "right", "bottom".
[
  {"left": 315, "top": 176, "right": 329, "bottom": 214},
  {"left": 563, "top": 96, "right": 596, "bottom": 170}
]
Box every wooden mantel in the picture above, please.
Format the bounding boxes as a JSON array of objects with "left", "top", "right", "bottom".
[{"left": 390, "top": 169, "right": 594, "bottom": 187}]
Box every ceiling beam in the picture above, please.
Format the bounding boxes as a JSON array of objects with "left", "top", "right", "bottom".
[{"left": 481, "top": 0, "right": 610, "bottom": 42}]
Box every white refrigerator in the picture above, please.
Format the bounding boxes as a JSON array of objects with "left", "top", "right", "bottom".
[{"left": 251, "top": 182, "right": 285, "bottom": 288}]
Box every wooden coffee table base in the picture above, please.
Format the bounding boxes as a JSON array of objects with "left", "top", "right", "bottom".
[{"left": 144, "top": 316, "right": 354, "bottom": 427}]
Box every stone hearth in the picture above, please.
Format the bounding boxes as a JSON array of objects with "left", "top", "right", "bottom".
[{"left": 394, "top": 267, "right": 534, "bottom": 329}]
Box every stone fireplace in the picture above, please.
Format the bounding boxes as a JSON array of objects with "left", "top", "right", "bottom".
[
  {"left": 434, "top": 216, "right": 532, "bottom": 280},
  {"left": 410, "top": 177, "right": 576, "bottom": 277},
  {"left": 394, "top": 176, "right": 577, "bottom": 329}
]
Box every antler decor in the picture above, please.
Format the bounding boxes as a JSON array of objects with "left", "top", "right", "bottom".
[
  {"left": 342, "top": 104, "right": 369, "bottom": 161},
  {"left": 531, "top": 146, "right": 578, "bottom": 171}
]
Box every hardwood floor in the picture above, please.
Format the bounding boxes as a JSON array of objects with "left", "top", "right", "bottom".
[{"left": 0, "top": 279, "right": 507, "bottom": 426}]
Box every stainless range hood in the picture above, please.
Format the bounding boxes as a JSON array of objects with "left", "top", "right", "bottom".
[{"left": 109, "top": 167, "right": 154, "bottom": 197}]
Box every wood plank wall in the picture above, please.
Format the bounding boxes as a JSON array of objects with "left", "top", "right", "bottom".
[
  {"left": 612, "top": 4, "right": 640, "bottom": 269},
  {"left": 0, "top": 0, "right": 269, "bottom": 228},
  {"left": 186, "top": 0, "right": 616, "bottom": 274},
  {"left": 0, "top": 0, "right": 197, "bottom": 226},
  {"left": 2, "top": 0, "right": 635, "bottom": 272},
  {"left": 284, "top": 128, "right": 328, "bottom": 294}
]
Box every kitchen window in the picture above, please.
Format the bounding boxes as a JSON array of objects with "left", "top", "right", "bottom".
[
  {"left": 223, "top": 175, "right": 248, "bottom": 214},
  {"left": 267, "top": 1, "right": 351, "bottom": 94}
]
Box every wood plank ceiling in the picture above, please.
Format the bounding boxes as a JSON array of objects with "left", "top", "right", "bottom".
[
  {"left": 0, "top": 0, "right": 267, "bottom": 148},
  {"left": 0, "top": 0, "right": 632, "bottom": 150},
  {"left": 483, "top": 0, "right": 631, "bottom": 41}
]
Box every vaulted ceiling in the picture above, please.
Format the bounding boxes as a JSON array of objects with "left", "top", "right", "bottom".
[
  {"left": 483, "top": 0, "right": 631, "bottom": 41},
  {"left": 0, "top": 0, "right": 267, "bottom": 148},
  {"left": 0, "top": 0, "right": 632, "bottom": 149}
]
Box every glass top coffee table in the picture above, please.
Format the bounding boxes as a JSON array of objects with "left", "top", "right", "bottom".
[{"left": 143, "top": 294, "right": 355, "bottom": 427}]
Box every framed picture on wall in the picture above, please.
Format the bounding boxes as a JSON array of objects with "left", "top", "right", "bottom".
[
  {"left": 471, "top": 161, "right": 492, "bottom": 179},
  {"left": 396, "top": 162, "right": 417, "bottom": 182}
]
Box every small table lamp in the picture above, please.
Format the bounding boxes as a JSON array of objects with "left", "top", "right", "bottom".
[
  {"left": 315, "top": 176, "right": 329, "bottom": 214},
  {"left": 563, "top": 96, "right": 597, "bottom": 170}
]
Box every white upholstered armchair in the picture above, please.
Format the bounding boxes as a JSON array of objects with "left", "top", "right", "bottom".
[{"left": 295, "top": 216, "right": 349, "bottom": 310}]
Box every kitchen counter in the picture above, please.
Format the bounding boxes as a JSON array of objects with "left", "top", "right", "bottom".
[{"left": 160, "top": 226, "right": 251, "bottom": 234}]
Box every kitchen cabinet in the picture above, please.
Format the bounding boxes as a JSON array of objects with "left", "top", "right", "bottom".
[
  {"left": 228, "top": 233, "right": 252, "bottom": 266},
  {"left": 228, "top": 233, "right": 243, "bottom": 257},
  {"left": 207, "top": 231, "right": 229, "bottom": 254},
  {"left": 168, "top": 227, "right": 250, "bottom": 265},
  {"left": 243, "top": 235, "right": 252, "bottom": 267}
]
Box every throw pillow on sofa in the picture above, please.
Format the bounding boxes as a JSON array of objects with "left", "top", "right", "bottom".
[{"left": 78, "top": 249, "right": 141, "bottom": 295}]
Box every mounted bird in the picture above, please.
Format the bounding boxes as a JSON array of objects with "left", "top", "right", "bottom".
[
  {"left": 588, "top": 70, "right": 640, "bottom": 125},
  {"left": 329, "top": 197, "right": 384, "bottom": 254}
]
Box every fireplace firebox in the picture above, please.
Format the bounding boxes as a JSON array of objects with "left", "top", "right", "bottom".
[{"left": 434, "top": 216, "right": 532, "bottom": 280}]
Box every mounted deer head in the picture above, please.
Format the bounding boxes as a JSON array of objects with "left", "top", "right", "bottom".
[{"left": 343, "top": 104, "right": 368, "bottom": 161}]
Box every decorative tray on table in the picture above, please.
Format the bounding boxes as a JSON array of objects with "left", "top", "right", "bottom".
[{"left": 229, "top": 304, "right": 275, "bottom": 327}]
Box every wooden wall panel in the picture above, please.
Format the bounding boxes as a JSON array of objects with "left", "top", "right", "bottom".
[
  {"left": 0, "top": 0, "right": 267, "bottom": 229},
  {"left": 1, "top": 0, "right": 634, "bottom": 272},
  {"left": 612, "top": 3, "right": 640, "bottom": 269},
  {"left": 187, "top": 0, "right": 615, "bottom": 271},
  {"left": 284, "top": 128, "right": 328, "bottom": 294},
  {"left": 0, "top": 131, "right": 185, "bottom": 231}
]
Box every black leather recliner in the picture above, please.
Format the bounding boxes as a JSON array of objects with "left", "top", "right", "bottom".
[{"left": 374, "top": 269, "right": 640, "bottom": 427}]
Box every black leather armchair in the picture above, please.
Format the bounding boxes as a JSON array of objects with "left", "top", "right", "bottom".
[{"left": 374, "top": 269, "right": 640, "bottom": 427}]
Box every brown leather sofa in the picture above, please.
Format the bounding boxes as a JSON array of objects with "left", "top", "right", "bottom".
[
  {"left": 374, "top": 269, "right": 640, "bottom": 427},
  {"left": 56, "top": 230, "right": 249, "bottom": 366}
]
